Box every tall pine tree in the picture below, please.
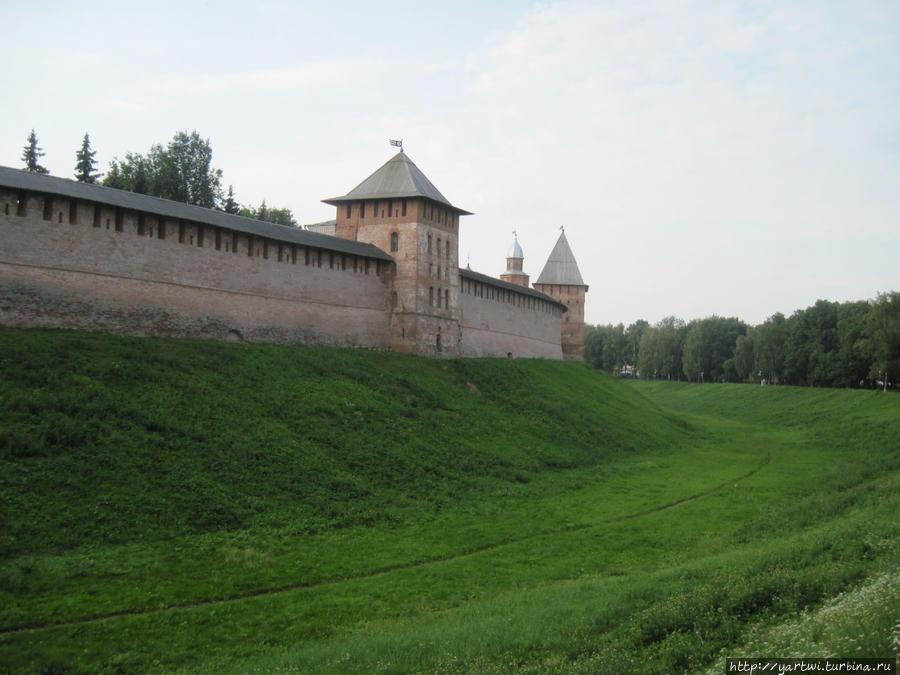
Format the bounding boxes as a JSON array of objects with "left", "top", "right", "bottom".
[
  {"left": 22, "top": 129, "right": 49, "bottom": 174},
  {"left": 223, "top": 185, "right": 239, "bottom": 214},
  {"left": 74, "top": 133, "right": 101, "bottom": 183}
]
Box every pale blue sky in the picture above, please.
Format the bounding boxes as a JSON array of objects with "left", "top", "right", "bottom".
[{"left": 3, "top": 0, "right": 898, "bottom": 326}]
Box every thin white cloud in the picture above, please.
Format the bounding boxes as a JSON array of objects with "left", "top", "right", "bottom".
[
  {"left": 154, "top": 60, "right": 367, "bottom": 96},
  {"left": 449, "top": 0, "right": 899, "bottom": 323}
]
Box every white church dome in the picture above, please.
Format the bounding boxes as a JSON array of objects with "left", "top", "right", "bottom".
[{"left": 507, "top": 237, "right": 524, "bottom": 259}]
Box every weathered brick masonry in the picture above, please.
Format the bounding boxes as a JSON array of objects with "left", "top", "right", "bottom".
[
  {"left": 0, "top": 153, "right": 583, "bottom": 359},
  {"left": 0, "top": 175, "right": 391, "bottom": 347}
]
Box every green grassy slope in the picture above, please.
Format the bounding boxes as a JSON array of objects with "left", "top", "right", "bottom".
[
  {"left": 0, "top": 329, "right": 897, "bottom": 673},
  {"left": 1, "top": 328, "right": 688, "bottom": 559}
]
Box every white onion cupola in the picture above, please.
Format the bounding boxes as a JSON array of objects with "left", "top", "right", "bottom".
[{"left": 500, "top": 231, "right": 529, "bottom": 287}]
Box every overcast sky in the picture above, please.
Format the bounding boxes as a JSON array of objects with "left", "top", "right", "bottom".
[{"left": 3, "top": 0, "right": 897, "bottom": 326}]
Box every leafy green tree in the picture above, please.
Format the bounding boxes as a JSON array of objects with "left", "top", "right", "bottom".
[
  {"left": 625, "top": 320, "right": 648, "bottom": 367},
  {"left": 863, "top": 291, "right": 900, "bottom": 391},
  {"left": 637, "top": 326, "right": 660, "bottom": 379},
  {"left": 105, "top": 152, "right": 150, "bottom": 193},
  {"left": 835, "top": 301, "right": 872, "bottom": 387},
  {"left": 103, "top": 161, "right": 123, "bottom": 189},
  {"left": 102, "top": 130, "right": 222, "bottom": 208},
  {"left": 74, "top": 133, "right": 101, "bottom": 183},
  {"left": 732, "top": 332, "right": 756, "bottom": 382},
  {"left": 162, "top": 130, "right": 222, "bottom": 207},
  {"left": 682, "top": 323, "right": 704, "bottom": 382},
  {"left": 584, "top": 325, "right": 604, "bottom": 370},
  {"left": 22, "top": 129, "right": 49, "bottom": 174},
  {"left": 755, "top": 313, "right": 787, "bottom": 384},
  {"left": 638, "top": 317, "right": 685, "bottom": 380},
  {"left": 239, "top": 201, "right": 297, "bottom": 227},
  {"left": 784, "top": 300, "right": 848, "bottom": 387},
  {"left": 602, "top": 324, "right": 627, "bottom": 372},
  {"left": 683, "top": 316, "right": 747, "bottom": 382}
]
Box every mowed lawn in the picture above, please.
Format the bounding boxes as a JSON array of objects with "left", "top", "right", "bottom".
[{"left": 0, "top": 328, "right": 897, "bottom": 673}]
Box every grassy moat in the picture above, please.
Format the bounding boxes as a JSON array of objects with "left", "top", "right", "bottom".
[{"left": 0, "top": 328, "right": 897, "bottom": 673}]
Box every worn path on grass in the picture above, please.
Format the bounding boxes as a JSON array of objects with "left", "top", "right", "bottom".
[{"left": 1, "top": 456, "right": 772, "bottom": 636}]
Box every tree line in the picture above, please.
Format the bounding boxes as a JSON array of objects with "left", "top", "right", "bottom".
[
  {"left": 585, "top": 293, "right": 900, "bottom": 391},
  {"left": 19, "top": 129, "right": 297, "bottom": 227}
]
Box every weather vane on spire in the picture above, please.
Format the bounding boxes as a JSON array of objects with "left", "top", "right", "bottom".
[
  {"left": 512, "top": 229, "right": 517, "bottom": 239},
  {"left": 560, "top": 225, "right": 565, "bottom": 233},
  {"left": 389, "top": 139, "right": 403, "bottom": 153}
]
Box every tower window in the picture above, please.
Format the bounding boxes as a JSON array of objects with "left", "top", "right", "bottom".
[
  {"left": 43, "top": 198, "right": 52, "bottom": 221},
  {"left": 402, "top": 199, "right": 407, "bottom": 216},
  {"left": 429, "top": 287, "right": 434, "bottom": 307},
  {"left": 388, "top": 201, "right": 393, "bottom": 218},
  {"left": 68, "top": 200, "right": 78, "bottom": 225},
  {"left": 158, "top": 219, "right": 166, "bottom": 239},
  {"left": 437, "top": 238, "right": 441, "bottom": 256},
  {"left": 390, "top": 231, "right": 398, "bottom": 252},
  {"left": 445, "top": 289, "right": 449, "bottom": 308},
  {"left": 346, "top": 203, "right": 351, "bottom": 219},
  {"left": 360, "top": 202, "right": 365, "bottom": 219},
  {"left": 427, "top": 234, "right": 432, "bottom": 253}
]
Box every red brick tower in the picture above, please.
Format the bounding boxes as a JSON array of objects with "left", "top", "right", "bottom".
[
  {"left": 323, "top": 151, "right": 471, "bottom": 356},
  {"left": 533, "top": 228, "right": 588, "bottom": 361}
]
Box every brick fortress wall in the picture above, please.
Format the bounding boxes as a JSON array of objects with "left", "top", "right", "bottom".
[
  {"left": 458, "top": 275, "right": 563, "bottom": 359},
  {"left": 0, "top": 158, "right": 572, "bottom": 361},
  {"left": 0, "top": 189, "right": 391, "bottom": 347}
]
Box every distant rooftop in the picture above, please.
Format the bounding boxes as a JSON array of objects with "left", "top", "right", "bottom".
[
  {"left": 304, "top": 219, "right": 337, "bottom": 235},
  {"left": 323, "top": 152, "right": 472, "bottom": 215}
]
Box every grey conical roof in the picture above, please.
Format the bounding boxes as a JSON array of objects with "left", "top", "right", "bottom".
[
  {"left": 535, "top": 230, "right": 586, "bottom": 286},
  {"left": 323, "top": 152, "right": 471, "bottom": 215}
]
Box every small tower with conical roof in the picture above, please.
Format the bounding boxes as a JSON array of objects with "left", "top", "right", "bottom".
[
  {"left": 323, "top": 151, "right": 471, "bottom": 357},
  {"left": 533, "top": 228, "right": 589, "bottom": 361},
  {"left": 500, "top": 232, "right": 529, "bottom": 287}
]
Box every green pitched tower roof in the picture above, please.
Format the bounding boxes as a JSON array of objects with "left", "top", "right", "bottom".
[
  {"left": 323, "top": 151, "right": 471, "bottom": 215},
  {"left": 535, "top": 230, "right": 587, "bottom": 287}
]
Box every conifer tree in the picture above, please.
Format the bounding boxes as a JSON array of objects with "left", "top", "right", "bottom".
[
  {"left": 74, "top": 133, "right": 101, "bottom": 183},
  {"left": 22, "top": 129, "right": 49, "bottom": 174},
  {"left": 223, "top": 185, "right": 239, "bottom": 214}
]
